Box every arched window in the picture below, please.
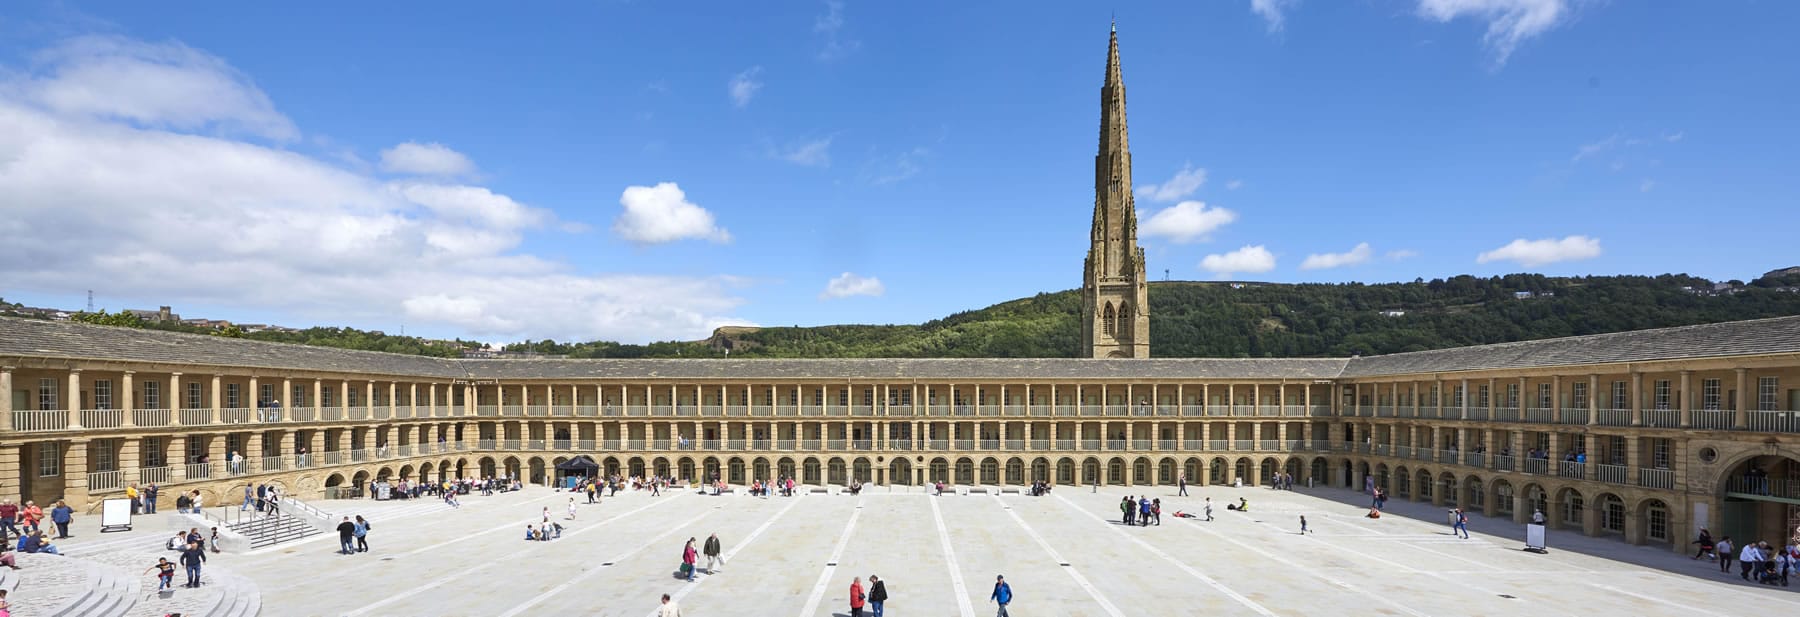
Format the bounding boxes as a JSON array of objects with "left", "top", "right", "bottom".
[
  {"left": 1102, "top": 303, "right": 1116, "bottom": 336},
  {"left": 1118, "top": 303, "right": 1132, "bottom": 338}
]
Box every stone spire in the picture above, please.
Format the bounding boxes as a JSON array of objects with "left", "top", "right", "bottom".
[{"left": 1082, "top": 24, "right": 1150, "bottom": 359}]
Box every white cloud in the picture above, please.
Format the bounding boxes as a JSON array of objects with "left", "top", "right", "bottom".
[
  {"left": 777, "top": 137, "right": 832, "bottom": 167},
  {"left": 1475, "top": 235, "right": 1601, "bottom": 267},
  {"left": 1663, "top": 131, "right": 1684, "bottom": 142},
  {"left": 0, "top": 35, "right": 752, "bottom": 344},
  {"left": 1639, "top": 179, "right": 1656, "bottom": 193},
  {"left": 1386, "top": 249, "right": 1420, "bottom": 260},
  {"left": 613, "top": 182, "right": 732, "bottom": 245},
  {"left": 1139, "top": 201, "right": 1236, "bottom": 244},
  {"left": 1572, "top": 133, "right": 1619, "bottom": 161},
  {"left": 1251, "top": 0, "right": 1299, "bottom": 32},
  {"left": 729, "top": 67, "right": 763, "bottom": 108},
  {"left": 814, "top": 0, "right": 861, "bottom": 61},
  {"left": 1416, "top": 0, "right": 1571, "bottom": 65},
  {"left": 1136, "top": 163, "right": 1208, "bottom": 202},
  {"left": 1226, "top": 179, "right": 1244, "bottom": 190},
  {"left": 22, "top": 35, "right": 297, "bottom": 140},
  {"left": 819, "top": 272, "right": 884, "bottom": 299},
  {"left": 379, "top": 141, "right": 476, "bottom": 177},
  {"left": 1200, "top": 245, "right": 1277, "bottom": 278},
  {"left": 1299, "top": 242, "right": 1373, "bottom": 270},
  {"left": 865, "top": 147, "right": 928, "bottom": 185}
]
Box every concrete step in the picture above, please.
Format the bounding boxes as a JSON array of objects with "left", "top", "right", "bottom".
[
  {"left": 201, "top": 571, "right": 262, "bottom": 617},
  {"left": 50, "top": 557, "right": 139, "bottom": 617}
]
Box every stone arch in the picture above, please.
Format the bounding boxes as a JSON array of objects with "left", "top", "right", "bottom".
[
  {"left": 352, "top": 469, "right": 372, "bottom": 490},
  {"left": 1415, "top": 468, "right": 1434, "bottom": 501},
  {"left": 1184, "top": 457, "right": 1204, "bottom": 485},
  {"left": 399, "top": 464, "right": 415, "bottom": 481},
  {"left": 980, "top": 458, "right": 1000, "bottom": 485},
  {"left": 852, "top": 457, "right": 871, "bottom": 484},
  {"left": 728, "top": 457, "right": 746, "bottom": 484},
  {"left": 628, "top": 456, "right": 646, "bottom": 477},
  {"left": 955, "top": 457, "right": 975, "bottom": 485},
  {"left": 376, "top": 466, "right": 394, "bottom": 482},
  {"left": 929, "top": 458, "right": 950, "bottom": 484},
  {"left": 1387, "top": 464, "right": 1403, "bottom": 497},
  {"left": 1521, "top": 482, "right": 1548, "bottom": 519},
  {"left": 1259, "top": 457, "right": 1279, "bottom": 484},
  {"left": 703, "top": 457, "right": 722, "bottom": 483},
  {"left": 502, "top": 456, "right": 521, "bottom": 480},
  {"left": 1283, "top": 457, "right": 1301, "bottom": 481},
  {"left": 1209, "top": 457, "right": 1230, "bottom": 485},
  {"left": 1117, "top": 302, "right": 1133, "bottom": 339},
  {"left": 1492, "top": 478, "right": 1515, "bottom": 516},
  {"left": 419, "top": 462, "right": 435, "bottom": 482},
  {"left": 479, "top": 456, "right": 497, "bottom": 478},
  {"left": 1158, "top": 457, "right": 1178, "bottom": 486},
  {"left": 602, "top": 456, "right": 620, "bottom": 477},
  {"left": 1004, "top": 457, "right": 1025, "bottom": 485},
  {"left": 1233, "top": 457, "right": 1253, "bottom": 485},
  {"left": 752, "top": 457, "right": 770, "bottom": 482},
  {"left": 889, "top": 457, "right": 913, "bottom": 486},
  {"left": 828, "top": 457, "right": 847, "bottom": 485},
  {"left": 1108, "top": 457, "right": 1128, "bottom": 485},
  {"left": 1102, "top": 302, "right": 1117, "bottom": 336},
  {"left": 652, "top": 457, "right": 670, "bottom": 479},
  {"left": 1083, "top": 457, "right": 1102, "bottom": 485},
  {"left": 1029, "top": 457, "right": 1050, "bottom": 484},
  {"left": 1438, "top": 471, "right": 1457, "bottom": 506},
  {"left": 1057, "top": 457, "right": 1077, "bottom": 485},
  {"left": 528, "top": 457, "right": 546, "bottom": 485},
  {"left": 325, "top": 473, "right": 347, "bottom": 488},
  {"left": 677, "top": 457, "right": 695, "bottom": 482},
  {"left": 803, "top": 457, "right": 822, "bottom": 484},
  {"left": 1463, "top": 475, "right": 1485, "bottom": 510},
  {"left": 1133, "top": 457, "right": 1152, "bottom": 485},
  {"left": 1310, "top": 457, "right": 1329, "bottom": 486}
]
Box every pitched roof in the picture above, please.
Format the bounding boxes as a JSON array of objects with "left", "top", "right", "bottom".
[
  {"left": 1338, "top": 315, "right": 1800, "bottom": 377},
  {"left": 458, "top": 357, "right": 1348, "bottom": 381},
  {"left": 0, "top": 316, "right": 468, "bottom": 378}
]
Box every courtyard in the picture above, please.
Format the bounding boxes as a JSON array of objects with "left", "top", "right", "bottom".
[{"left": 34, "top": 481, "right": 1792, "bottom": 616}]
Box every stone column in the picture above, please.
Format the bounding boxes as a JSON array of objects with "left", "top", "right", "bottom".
[
  {"left": 247, "top": 375, "right": 259, "bottom": 413},
  {"left": 314, "top": 380, "right": 324, "bottom": 413},
  {"left": 1679, "top": 371, "right": 1692, "bottom": 427},
  {"left": 120, "top": 436, "right": 141, "bottom": 491},
  {"left": 211, "top": 374, "right": 224, "bottom": 424},
  {"left": 389, "top": 382, "right": 399, "bottom": 418},
  {"left": 208, "top": 433, "right": 227, "bottom": 479},
  {"left": 68, "top": 369, "right": 85, "bottom": 429},
  {"left": 1629, "top": 370, "right": 1643, "bottom": 426},
  {"left": 1735, "top": 368, "right": 1750, "bottom": 427},
  {"left": 0, "top": 366, "right": 12, "bottom": 433},
  {"left": 245, "top": 432, "right": 264, "bottom": 473},
  {"left": 1587, "top": 374, "right": 1599, "bottom": 426},
  {"left": 65, "top": 439, "right": 91, "bottom": 509}
]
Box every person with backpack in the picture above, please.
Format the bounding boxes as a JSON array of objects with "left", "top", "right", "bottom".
[
  {"left": 353, "top": 515, "right": 371, "bottom": 553},
  {"left": 868, "top": 574, "right": 888, "bottom": 617},
  {"left": 1452, "top": 509, "right": 1469, "bottom": 539},
  {"left": 990, "top": 574, "right": 1012, "bottom": 617}
]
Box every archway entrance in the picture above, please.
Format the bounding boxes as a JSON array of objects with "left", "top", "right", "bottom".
[{"left": 1720, "top": 455, "right": 1800, "bottom": 544}]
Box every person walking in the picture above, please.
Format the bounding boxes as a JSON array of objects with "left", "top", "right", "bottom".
[
  {"left": 1741, "top": 541, "right": 1764, "bottom": 580},
  {"left": 1152, "top": 498, "right": 1162, "bottom": 526},
  {"left": 868, "top": 574, "right": 888, "bottom": 617},
  {"left": 1178, "top": 473, "right": 1189, "bottom": 497},
  {"left": 336, "top": 516, "right": 357, "bottom": 555},
  {"left": 567, "top": 498, "right": 578, "bottom": 521},
  {"left": 144, "top": 484, "right": 159, "bottom": 514},
  {"left": 179, "top": 541, "right": 206, "bottom": 587},
  {"left": 1138, "top": 496, "right": 1152, "bottom": 527},
  {"left": 682, "top": 537, "right": 698, "bottom": 582},
  {"left": 990, "top": 574, "right": 1012, "bottom": 617},
  {"left": 1692, "top": 528, "right": 1715, "bottom": 560},
  {"left": 49, "top": 500, "right": 73, "bottom": 539},
  {"left": 849, "top": 576, "right": 867, "bottom": 617},
  {"left": 1718, "top": 536, "right": 1736, "bottom": 574},
  {"left": 353, "top": 515, "right": 371, "bottom": 553},
  {"left": 19, "top": 502, "right": 40, "bottom": 536},
  {"left": 1204, "top": 497, "right": 1214, "bottom": 521},
  {"left": 145, "top": 556, "right": 176, "bottom": 592},
  {"left": 240, "top": 485, "right": 253, "bottom": 512},
  {"left": 1452, "top": 509, "right": 1469, "bottom": 539},
  {"left": 703, "top": 533, "right": 723, "bottom": 574},
  {"left": 1300, "top": 515, "right": 1311, "bottom": 535},
  {"left": 657, "top": 593, "right": 682, "bottom": 617}
]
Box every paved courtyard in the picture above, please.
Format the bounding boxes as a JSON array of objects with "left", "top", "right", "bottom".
[{"left": 50, "top": 483, "right": 1800, "bottom": 616}]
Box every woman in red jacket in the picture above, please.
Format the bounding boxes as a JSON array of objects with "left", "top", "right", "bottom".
[{"left": 849, "top": 577, "right": 866, "bottom": 617}]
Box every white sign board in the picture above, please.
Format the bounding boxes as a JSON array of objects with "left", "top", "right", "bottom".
[
  {"left": 1525, "top": 523, "right": 1547, "bottom": 551},
  {"left": 100, "top": 498, "right": 133, "bottom": 532}
]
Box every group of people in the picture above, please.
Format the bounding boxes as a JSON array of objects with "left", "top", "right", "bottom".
[
  {"left": 240, "top": 483, "right": 282, "bottom": 516},
  {"left": 750, "top": 476, "right": 798, "bottom": 497},
  {"left": 1266, "top": 471, "right": 1299, "bottom": 490},
  {"left": 335, "top": 515, "right": 373, "bottom": 554},
  {"left": 126, "top": 483, "right": 160, "bottom": 515},
  {"left": 1694, "top": 529, "right": 1800, "bottom": 586},
  {"left": 153, "top": 527, "right": 214, "bottom": 588},
  {"left": 1028, "top": 480, "right": 1054, "bottom": 496},
  {"left": 1120, "top": 495, "right": 1163, "bottom": 526}
]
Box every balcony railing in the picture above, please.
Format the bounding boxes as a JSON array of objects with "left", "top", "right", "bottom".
[
  {"left": 140, "top": 466, "right": 170, "bottom": 485},
  {"left": 133, "top": 408, "right": 173, "bottom": 427},
  {"left": 12, "top": 410, "right": 69, "bottom": 432},
  {"left": 1726, "top": 475, "right": 1800, "bottom": 500},
  {"left": 184, "top": 462, "right": 212, "bottom": 480},
  {"left": 262, "top": 455, "right": 284, "bottom": 472},
  {"left": 80, "top": 408, "right": 125, "bottom": 428},
  {"left": 87, "top": 470, "right": 123, "bottom": 492},
  {"left": 346, "top": 406, "right": 369, "bottom": 420},
  {"left": 1492, "top": 454, "right": 1515, "bottom": 472},
  {"left": 476, "top": 405, "right": 499, "bottom": 417},
  {"left": 1640, "top": 408, "right": 1680, "bottom": 428},
  {"left": 1594, "top": 408, "right": 1631, "bottom": 426},
  {"left": 290, "top": 406, "right": 317, "bottom": 422},
  {"left": 1557, "top": 461, "right": 1586, "bottom": 479},
  {"left": 1692, "top": 409, "right": 1733, "bottom": 430},
  {"left": 1557, "top": 408, "right": 1589, "bottom": 425},
  {"left": 1495, "top": 407, "right": 1520, "bottom": 422},
  {"left": 1595, "top": 463, "right": 1627, "bottom": 484},
  {"left": 1638, "top": 467, "right": 1674, "bottom": 489},
  {"left": 1744, "top": 410, "right": 1800, "bottom": 433},
  {"left": 320, "top": 407, "right": 343, "bottom": 421},
  {"left": 179, "top": 408, "right": 212, "bottom": 425},
  {"left": 1524, "top": 407, "right": 1554, "bottom": 423},
  {"left": 1521, "top": 458, "right": 1548, "bottom": 475}
]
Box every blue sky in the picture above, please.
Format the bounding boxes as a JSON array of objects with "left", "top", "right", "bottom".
[{"left": 0, "top": 1, "right": 1795, "bottom": 344}]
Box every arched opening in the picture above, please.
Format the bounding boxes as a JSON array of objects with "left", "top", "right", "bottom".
[
  {"left": 1493, "top": 479, "right": 1514, "bottom": 516},
  {"left": 1132, "top": 458, "right": 1151, "bottom": 485},
  {"left": 678, "top": 457, "right": 695, "bottom": 483},
  {"left": 502, "top": 456, "right": 521, "bottom": 480},
  {"left": 889, "top": 457, "right": 913, "bottom": 485},
  {"left": 1284, "top": 458, "right": 1302, "bottom": 483},
  {"left": 1310, "top": 458, "right": 1329, "bottom": 487},
  {"left": 752, "top": 458, "right": 770, "bottom": 482},
  {"left": 604, "top": 456, "right": 621, "bottom": 477},
  {"left": 1102, "top": 302, "right": 1117, "bottom": 336},
  {"left": 1158, "top": 458, "right": 1177, "bottom": 486},
  {"left": 1117, "top": 303, "right": 1133, "bottom": 339},
  {"left": 325, "top": 473, "right": 346, "bottom": 488},
  {"left": 1005, "top": 458, "right": 1025, "bottom": 485},
  {"left": 398, "top": 464, "right": 414, "bottom": 481},
  {"left": 803, "top": 458, "right": 822, "bottom": 485},
  {"left": 1209, "top": 457, "right": 1230, "bottom": 485},
  {"left": 1259, "top": 458, "right": 1278, "bottom": 485},
  {"left": 1598, "top": 493, "right": 1625, "bottom": 535},
  {"left": 1185, "top": 457, "right": 1205, "bottom": 485},
  {"left": 1108, "top": 458, "right": 1127, "bottom": 485},
  {"left": 980, "top": 458, "right": 1000, "bottom": 485},
  {"left": 1030, "top": 457, "right": 1050, "bottom": 484},
  {"left": 528, "top": 458, "right": 546, "bottom": 485},
  {"left": 1056, "top": 458, "right": 1075, "bottom": 485},
  {"left": 1439, "top": 472, "right": 1457, "bottom": 506},
  {"left": 652, "top": 457, "right": 670, "bottom": 479},
  {"left": 828, "top": 458, "right": 847, "bottom": 485},
  {"left": 728, "top": 457, "right": 746, "bottom": 484},
  {"left": 1386, "top": 465, "right": 1403, "bottom": 497},
  {"left": 955, "top": 458, "right": 975, "bottom": 485},
  {"left": 1083, "top": 458, "right": 1101, "bottom": 486},
  {"left": 852, "top": 458, "right": 871, "bottom": 484},
  {"left": 930, "top": 458, "right": 949, "bottom": 484},
  {"left": 777, "top": 457, "right": 796, "bottom": 481},
  {"left": 420, "top": 462, "right": 435, "bottom": 482},
  {"left": 1640, "top": 498, "right": 1672, "bottom": 544},
  {"left": 1556, "top": 487, "right": 1585, "bottom": 528},
  {"left": 628, "top": 456, "right": 646, "bottom": 477},
  {"left": 1524, "top": 484, "right": 1548, "bottom": 519},
  {"left": 1415, "top": 469, "right": 1433, "bottom": 501},
  {"left": 1718, "top": 454, "right": 1800, "bottom": 543},
  {"left": 1464, "top": 476, "right": 1485, "bottom": 510},
  {"left": 479, "top": 456, "right": 497, "bottom": 479},
  {"left": 703, "top": 457, "right": 721, "bottom": 484},
  {"left": 1233, "top": 458, "right": 1251, "bottom": 485}
]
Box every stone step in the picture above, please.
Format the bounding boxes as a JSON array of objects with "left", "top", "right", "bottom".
[{"left": 50, "top": 557, "right": 139, "bottom": 617}]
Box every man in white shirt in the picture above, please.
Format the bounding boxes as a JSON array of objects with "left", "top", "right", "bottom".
[
  {"left": 1740, "top": 541, "right": 1764, "bottom": 580},
  {"left": 657, "top": 593, "right": 682, "bottom": 617}
]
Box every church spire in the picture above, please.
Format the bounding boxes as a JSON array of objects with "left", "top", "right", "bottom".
[{"left": 1082, "top": 23, "right": 1150, "bottom": 359}]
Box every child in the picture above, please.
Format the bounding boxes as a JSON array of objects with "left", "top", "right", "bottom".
[
  {"left": 0, "top": 588, "right": 10, "bottom": 617},
  {"left": 145, "top": 557, "right": 176, "bottom": 591},
  {"left": 1300, "top": 515, "right": 1310, "bottom": 534}
]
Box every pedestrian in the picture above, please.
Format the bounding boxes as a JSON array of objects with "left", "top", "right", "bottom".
[
  {"left": 849, "top": 576, "right": 867, "bottom": 617},
  {"left": 657, "top": 593, "right": 682, "bottom": 617},
  {"left": 145, "top": 484, "right": 159, "bottom": 514},
  {"left": 179, "top": 541, "right": 206, "bottom": 587},
  {"left": 703, "top": 533, "right": 723, "bottom": 573},
  {"left": 990, "top": 574, "right": 1012, "bottom": 617},
  {"left": 336, "top": 516, "right": 356, "bottom": 555},
  {"left": 1742, "top": 541, "right": 1764, "bottom": 580},
  {"left": 209, "top": 527, "right": 222, "bottom": 553},
  {"left": 1718, "top": 536, "right": 1736, "bottom": 573},
  {"left": 127, "top": 484, "right": 141, "bottom": 515},
  {"left": 353, "top": 515, "right": 371, "bottom": 553},
  {"left": 567, "top": 498, "right": 578, "bottom": 521},
  {"left": 1530, "top": 508, "right": 1545, "bottom": 525},
  {"left": 1152, "top": 498, "right": 1162, "bottom": 526},
  {"left": 1120, "top": 497, "right": 1133, "bottom": 525},
  {"left": 1138, "top": 496, "right": 1151, "bottom": 527},
  {"left": 1692, "top": 528, "right": 1715, "bottom": 560},
  {"left": 240, "top": 485, "right": 253, "bottom": 512},
  {"left": 49, "top": 500, "right": 73, "bottom": 539},
  {"left": 0, "top": 500, "right": 17, "bottom": 544},
  {"left": 145, "top": 556, "right": 176, "bottom": 592},
  {"left": 20, "top": 502, "right": 40, "bottom": 535},
  {"left": 868, "top": 574, "right": 888, "bottom": 617},
  {"left": 1178, "top": 473, "right": 1189, "bottom": 497},
  {"left": 1300, "top": 515, "right": 1310, "bottom": 535},
  {"left": 1203, "top": 497, "right": 1213, "bottom": 521},
  {"left": 1452, "top": 509, "right": 1469, "bottom": 539},
  {"left": 682, "top": 537, "right": 698, "bottom": 582}
]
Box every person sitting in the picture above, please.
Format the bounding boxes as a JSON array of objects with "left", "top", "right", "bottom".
[
  {"left": 1226, "top": 497, "right": 1248, "bottom": 512},
  {"left": 167, "top": 531, "right": 187, "bottom": 551},
  {"left": 22, "top": 532, "right": 60, "bottom": 555},
  {"left": 548, "top": 522, "right": 563, "bottom": 539},
  {"left": 525, "top": 525, "right": 539, "bottom": 541},
  {"left": 1367, "top": 507, "right": 1382, "bottom": 519}
]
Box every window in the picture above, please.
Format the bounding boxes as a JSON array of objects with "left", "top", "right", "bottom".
[
  {"left": 1571, "top": 382, "right": 1587, "bottom": 408},
  {"left": 1453, "top": 385, "right": 1465, "bottom": 407},
  {"left": 1561, "top": 492, "right": 1584, "bottom": 525},
  {"left": 1537, "top": 383, "right": 1552, "bottom": 408},
  {"left": 94, "top": 439, "right": 116, "bottom": 472},
  {"left": 186, "top": 437, "right": 205, "bottom": 464},
  {"left": 186, "top": 382, "right": 203, "bottom": 409},
  {"left": 37, "top": 442, "right": 58, "bottom": 477},
  {"left": 1653, "top": 380, "right": 1671, "bottom": 410},
  {"left": 889, "top": 388, "right": 912, "bottom": 406},
  {"left": 1760, "top": 377, "right": 1780, "bottom": 411},
  {"left": 1102, "top": 303, "right": 1116, "bottom": 336},
  {"left": 38, "top": 378, "right": 57, "bottom": 410},
  {"left": 1505, "top": 384, "right": 1520, "bottom": 407},
  {"left": 322, "top": 386, "right": 334, "bottom": 407},
  {"left": 144, "top": 381, "right": 161, "bottom": 409},
  {"left": 1611, "top": 381, "right": 1629, "bottom": 410},
  {"left": 862, "top": 388, "right": 874, "bottom": 406},
  {"left": 1647, "top": 502, "right": 1670, "bottom": 541},
  {"left": 1651, "top": 438, "right": 1670, "bottom": 469},
  {"left": 1605, "top": 435, "right": 1625, "bottom": 465},
  {"left": 837, "top": 390, "right": 849, "bottom": 406},
  {"left": 348, "top": 389, "right": 360, "bottom": 406},
  {"left": 1429, "top": 385, "right": 1441, "bottom": 407},
  {"left": 226, "top": 383, "right": 241, "bottom": 408},
  {"left": 94, "top": 379, "right": 113, "bottom": 409},
  {"left": 144, "top": 436, "right": 165, "bottom": 467},
  {"left": 1701, "top": 379, "right": 1721, "bottom": 410},
  {"left": 261, "top": 384, "right": 275, "bottom": 405},
  {"left": 1477, "top": 385, "right": 1490, "bottom": 407},
  {"left": 292, "top": 385, "right": 307, "bottom": 407},
  {"left": 1601, "top": 495, "right": 1624, "bottom": 532}
]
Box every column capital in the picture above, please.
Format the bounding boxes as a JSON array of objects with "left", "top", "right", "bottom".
[
  {"left": 69, "top": 368, "right": 83, "bottom": 374},
  {"left": 171, "top": 371, "right": 183, "bottom": 377}
]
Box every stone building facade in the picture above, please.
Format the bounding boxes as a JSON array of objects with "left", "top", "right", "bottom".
[{"left": 3, "top": 315, "right": 1800, "bottom": 555}]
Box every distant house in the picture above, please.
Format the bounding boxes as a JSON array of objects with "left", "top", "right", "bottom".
[
  {"left": 1379, "top": 310, "right": 1406, "bottom": 317},
  {"left": 1513, "top": 291, "right": 1535, "bottom": 299},
  {"left": 126, "top": 306, "right": 181, "bottom": 322}
]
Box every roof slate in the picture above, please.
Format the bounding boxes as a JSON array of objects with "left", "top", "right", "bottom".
[{"left": 3, "top": 314, "right": 1798, "bottom": 381}]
